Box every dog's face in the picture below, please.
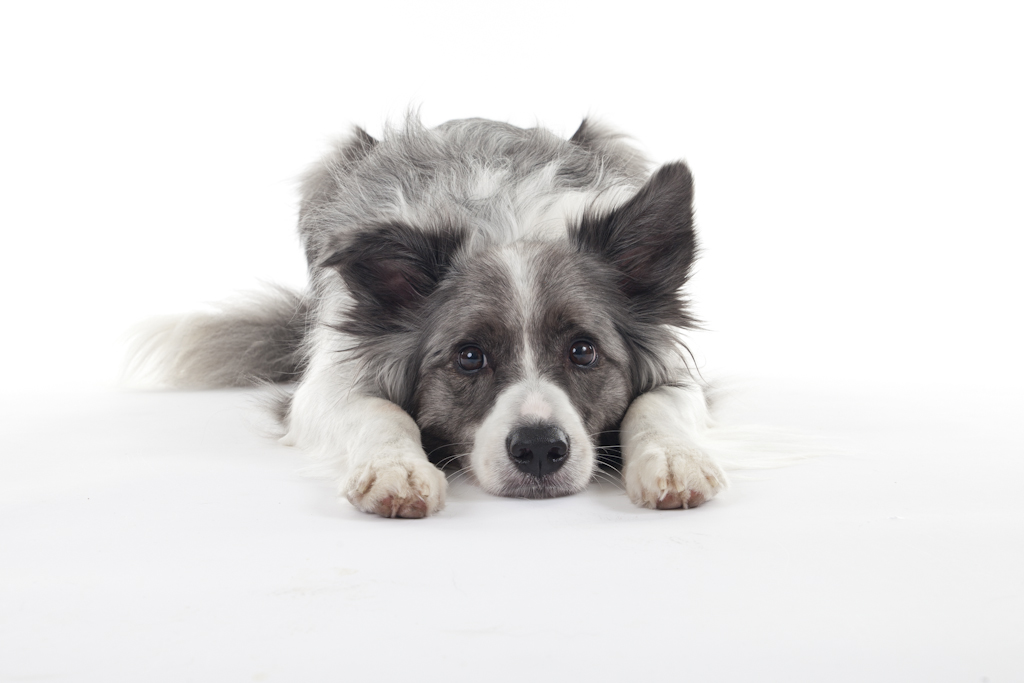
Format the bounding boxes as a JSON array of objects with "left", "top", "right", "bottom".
[
  {"left": 320, "top": 134, "right": 698, "bottom": 498},
  {"left": 412, "top": 242, "right": 635, "bottom": 497}
]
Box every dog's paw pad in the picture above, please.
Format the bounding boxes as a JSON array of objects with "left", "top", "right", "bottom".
[
  {"left": 344, "top": 457, "right": 446, "bottom": 518},
  {"left": 625, "top": 443, "right": 726, "bottom": 511}
]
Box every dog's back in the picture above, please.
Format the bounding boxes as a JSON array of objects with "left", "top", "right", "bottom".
[{"left": 298, "top": 117, "right": 651, "bottom": 266}]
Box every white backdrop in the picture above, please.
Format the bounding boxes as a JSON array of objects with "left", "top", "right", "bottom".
[
  {"left": 3, "top": 0, "right": 1021, "bottom": 392},
  {"left": 3, "top": 2, "right": 1024, "bottom": 682}
]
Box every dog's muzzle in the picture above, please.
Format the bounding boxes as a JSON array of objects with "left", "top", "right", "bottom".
[{"left": 506, "top": 424, "right": 568, "bottom": 478}]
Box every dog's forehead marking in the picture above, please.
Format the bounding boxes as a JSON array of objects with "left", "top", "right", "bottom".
[
  {"left": 492, "top": 244, "right": 578, "bottom": 428},
  {"left": 497, "top": 244, "right": 541, "bottom": 380}
]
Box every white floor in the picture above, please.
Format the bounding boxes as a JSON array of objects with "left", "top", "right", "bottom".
[{"left": 2, "top": 381, "right": 1021, "bottom": 682}]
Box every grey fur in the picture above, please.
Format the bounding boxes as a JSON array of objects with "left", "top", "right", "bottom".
[
  {"left": 300, "top": 116, "right": 648, "bottom": 269},
  {"left": 128, "top": 285, "right": 308, "bottom": 388}
]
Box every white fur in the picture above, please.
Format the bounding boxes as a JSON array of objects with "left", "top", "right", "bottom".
[
  {"left": 620, "top": 384, "right": 728, "bottom": 509},
  {"left": 278, "top": 285, "right": 446, "bottom": 518},
  {"left": 470, "top": 377, "right": 595, "bottom": 496},
  {"left": 284, "top": 342, "right": 446, "bottom": 518}
]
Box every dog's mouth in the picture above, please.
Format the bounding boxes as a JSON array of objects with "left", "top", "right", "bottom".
[
  {"left": 493, "top": 475, "right": 588, "bottom": 499},
  {"left": 438, "top": 452, "right": 589, "bottom": 499}
]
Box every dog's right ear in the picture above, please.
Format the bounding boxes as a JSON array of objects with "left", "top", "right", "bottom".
[{"left": 321, "top": 223, "right": 466, "bottom": 329}]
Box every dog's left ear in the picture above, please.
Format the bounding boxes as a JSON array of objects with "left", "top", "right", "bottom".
[{"left": 572, "top": 162, "right": 698, "bottom": 317}]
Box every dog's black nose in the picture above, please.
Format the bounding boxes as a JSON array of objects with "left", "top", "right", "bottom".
[{"left": 507, "top": 425, "right": 568, "bottom": 477}]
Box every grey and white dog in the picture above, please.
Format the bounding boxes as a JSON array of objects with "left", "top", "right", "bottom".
[{"left": 143, "top": 116, "right": 740, "bottom": 518}]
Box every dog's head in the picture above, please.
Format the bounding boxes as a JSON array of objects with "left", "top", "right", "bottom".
[{"left": 314, "top": 121, "right": 698, "bottom": 498}]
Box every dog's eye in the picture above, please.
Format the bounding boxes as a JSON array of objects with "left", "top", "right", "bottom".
[
  {"left": 457, "top": 345, "right": 486, "bottom": 372},
  {"left": 569, "top": 340, "right": 598, "bottom": 367}
]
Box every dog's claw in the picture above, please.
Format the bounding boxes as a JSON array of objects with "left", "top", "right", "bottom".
[
  {"left": 377, "top": 494, "right": 429, "bottom": 519},
  {"left": 655, "top": 490, "right": 706, "bottom": 510}
]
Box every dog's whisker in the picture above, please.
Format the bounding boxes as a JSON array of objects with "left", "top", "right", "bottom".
[
  {"left": 426, "top": 440, "right": 475, "bottom": 458},
  {"left": 439, "top": 452, "right": 473, "bottom": 468},
  {"left": 432, "top": 449, "right": 473, "bottom": 469},
  {"left": 430, "top": 446, "right": 473, "bottom": 466},
  {"left": 446, "top": 467, "right": 476, "bottom": 487},
  {"left": 585, "top": 429, "right": 622, "bottom": 437},
  {"left": 591, "top": 471, "right": 625, "bottom": 491}
]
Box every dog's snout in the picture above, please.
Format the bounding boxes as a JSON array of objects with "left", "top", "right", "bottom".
[{"left": 506, "top": 425, "right": 568, "bottom": 477}]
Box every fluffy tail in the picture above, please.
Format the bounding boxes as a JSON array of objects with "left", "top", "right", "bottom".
[{"left": 125, "top": 285, "right": 309, "bottom": 389}]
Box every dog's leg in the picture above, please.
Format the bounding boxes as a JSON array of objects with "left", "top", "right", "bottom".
[
  {"left": 284, "top": 365, "right": 446, "bottom": 519},
  {"left": 337, "top": 396, "right": 446, "bottom": 518},
  {"left": 620, "top": 383, "right": 727, "bottom": 510}
]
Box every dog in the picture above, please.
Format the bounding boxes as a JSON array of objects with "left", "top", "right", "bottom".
[{"left": 138, "top": 116, "right": 745, "bottom": 518}]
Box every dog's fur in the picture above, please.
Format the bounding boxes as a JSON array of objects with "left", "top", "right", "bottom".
[{"left": 136, "top": 116, "right": 755, "bottom": 518}]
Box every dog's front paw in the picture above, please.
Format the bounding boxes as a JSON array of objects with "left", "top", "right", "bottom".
[
  {"left": 625, "top": 441, "right": 726, "bottom": 510},
  {"left": 343, "top": 456, "right": 447, "bottom": 518}
]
